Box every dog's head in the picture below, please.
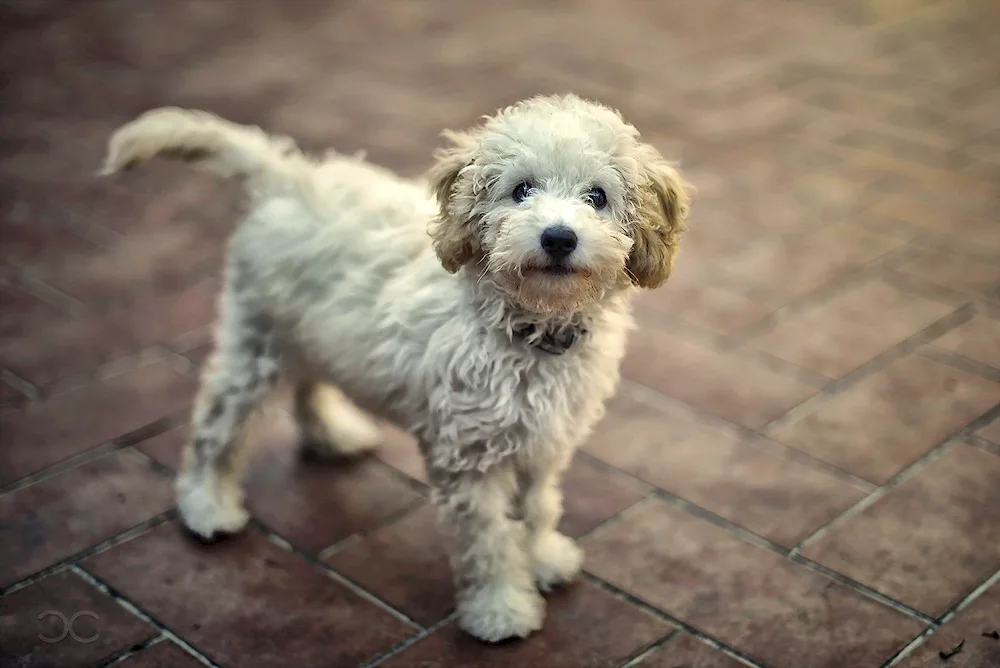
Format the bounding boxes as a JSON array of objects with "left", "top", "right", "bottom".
[{"left": 427, "top": 94, "right": 692, "bottom": 314}]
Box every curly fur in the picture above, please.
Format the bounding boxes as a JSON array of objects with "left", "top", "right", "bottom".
[{"left": 102, "top": 94, "right": 692, "bottom": 643}]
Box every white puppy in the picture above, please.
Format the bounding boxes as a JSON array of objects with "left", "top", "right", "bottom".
[{"left": 102, "top": 94, "right": 692, "bottom": 643}]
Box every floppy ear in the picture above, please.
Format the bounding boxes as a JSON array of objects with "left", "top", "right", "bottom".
[
  {"left": 426, "top": 130, "right": 482, "bottom": 273},
  {"left": 626, "top": 145, "right": 694, "bottom": 289}
]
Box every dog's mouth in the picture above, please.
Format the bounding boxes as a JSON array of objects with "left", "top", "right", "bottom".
[
  {"left": 523, "top": 262, "right": 590, "bottom": 278},
  {"left": 542, "top": 264, "right": 573, "bottom": 276}
]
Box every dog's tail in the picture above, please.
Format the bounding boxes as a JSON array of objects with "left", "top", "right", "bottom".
[{"left": 100, "top": 107, "right": 318, "bottom": 204}]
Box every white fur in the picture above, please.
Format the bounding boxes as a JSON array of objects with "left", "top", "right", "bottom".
[{"left": 102, "top": 94, "right": 690, "bottom": 642}]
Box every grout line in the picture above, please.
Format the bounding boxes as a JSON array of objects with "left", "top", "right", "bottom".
[
  {"left": 253, "top": 521, "right": 423, "bottom": 632},
  {"left": 882, "top": 568, "right": 1000, "bottom": 668},
  {"left": 790, "top": 440, "right": 959, "bottom": 556},
  {"left": 1, "top": 369, "right": 41, "bottom": 401},
  {"left": 741, "top": 349, "right": 833, "bottom": 389},
  {"left": 790, "top": 555, "right": 938, "bottom": 625},
  {"left": 726, "top": 240, "right": 927, "bottom": 347},
  {"left": 880, "top": 625, "right": 939, "bottom": 668},
  {"left": 0, "top": 416, "right": 181, "bottom": 496},
  {"left": 15, "top": 271, "right": 87, "bottom": 316},
  {"left": 574, "top": 488, "right": 655, "bottom": 543},
  {"left": 95, "top": 633, "right": 167, "bottom": 667},
  {"left": 578, "top": 455, "right": 936, "bottom": 626},
  {"left": 618, "top": 629, "right": 681, "bottom": 667},
  {"left": 881, "top": 271, "right": 988, "bottom": 309},
  {"left": 936, "top": 567, "right": 1000, "bottom": 626},
  {"left": 759, "top": 303, "right": 975, "bottom": 433},
  {"left": 967, "top": 435, "right": 1000, "bottom": 457},
  {"left": 72, "top": 565, "right": 220, "bottom": 668},
  {"left": 618, "top": 379, "right": 878, "bottom": 491},
  {"left": 582, "top": 573, "right": 768, "bottom": 668},
  {"left": 316, "top": 498, "right": 427, "bottom": 561},
  {"left": 361, "top": 612, "right": 459, "bottom": 667},
  {"left": 917, "top": 346, "right": 1000, "bottom": 384},
  {"left": 0, "top": 512, "right": 174, "bottom": 597}
]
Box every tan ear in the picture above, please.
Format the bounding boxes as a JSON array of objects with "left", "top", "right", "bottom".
[
  {"left": 426, "top": 130, "right": 481, "bottom": 273},
  {"left": 627, "top": 146, "right": 694, "bottom": 289}
]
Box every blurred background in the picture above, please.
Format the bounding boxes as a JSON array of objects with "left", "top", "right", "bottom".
[{"left": 2, "top": 1, "right": 999, "bottom": 667}]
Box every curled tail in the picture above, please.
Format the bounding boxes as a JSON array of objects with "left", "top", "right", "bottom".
[{"left": 101, "top": 107, "right": 318, "bottom": 204}]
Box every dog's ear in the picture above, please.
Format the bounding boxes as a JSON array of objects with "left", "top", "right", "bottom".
[
  {"left": 626, "top": 145, "right": 694, "bottom": 289},
  {"left": 427, "top": 129, "right": 481, "bottom": 273}
]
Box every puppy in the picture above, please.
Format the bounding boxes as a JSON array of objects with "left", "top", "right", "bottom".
[{"left": 102, "top": 94, "right": 692, "bottom": 643}]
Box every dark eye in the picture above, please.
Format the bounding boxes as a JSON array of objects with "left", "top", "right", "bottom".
[
  {"left": 512, "top": 181, "right": 533, "bottom": 204},
  {"left": 585, "top": 187, "right": 607, "bottom": 210}
]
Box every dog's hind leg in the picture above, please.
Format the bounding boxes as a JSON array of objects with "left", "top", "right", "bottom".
[
  {"left": 176, "top": 297, "right": 280, "bottom": 542},
  {"left": 293, "top": 381, "right": 380, "bottom": 459}
]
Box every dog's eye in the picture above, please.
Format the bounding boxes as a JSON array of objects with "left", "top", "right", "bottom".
[
  {"left": 585, "top": 187, "right": 607, "bottom": 210},
  {"left": 512, "top": 181, "right": 533, "bottom": 204}
]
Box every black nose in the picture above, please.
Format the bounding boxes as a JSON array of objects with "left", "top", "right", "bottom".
[{"left": 539, "top": 225, "right": 578, "bottom": 260}]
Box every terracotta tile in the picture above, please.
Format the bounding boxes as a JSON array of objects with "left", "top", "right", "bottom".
[
  {"left": 0, "top": 283, "right": 61, "bottom": 335},
  {"left": 0, "top": 449, "right": 174, "bottom": 587},
  {"left": 178, "top": 341, "right": 215, "bottom": 369},
  {"left": 0, "top": 277, "right": 219, "bottom": 387},
  {"left": 585, "top": 392, "right": 868, "bottom": 546},
  {"left": 0, "top": 360, "right": 197, "bottom": 486},
  {"left": 135, "top": 426, "right": 188, "bottom": 472},
  {"left": 34, "top": 223, "right": 225, "bottom": 305},
  {"left": 873, "top": 196, "right": 1000, "bottom": 253},
  {"left": 634, "top": 633, "right": 746, "bottom": 668},
  {"left": 721, "top": 221, "right": 908, "bottom": 304},
  {"left": 803, "top": 444, "right": 1000, "bottom": 616},
  {"left": 117, "top": 640, "right": 205, "bottom": 667},
  {"left": 750, "top": 280, "right": 952, "bottom": 379},
  {"left": 0, "top": 219, "right": 99, "bottom": 266},
  {"left": 0, "top": 570, "right": 156, "bottom": 666},
  {"left": 633, "top": 275, "right": 773, "bottom": 337},
  {"left": 624, "top": 315, "right": 817, "bottom": 429},
  {"left": 933, "top": 315, "right": 1000, "bottom": 369},
  {"left": 771, "top": 355, "right": 1000, "bottom": 483},
  {"left": 245, "top": 410, "right": 424, "bottom": 554},
  {"left": 585, "top": 498, "right": 924, "bottom": 668},
  {"left": 979, "top": 419, "right": 1000, "bottom": 445},
  {"left": 379, "top": 579, "right": 671, "bottom": 668},
  {"left": 894, "top": 248, "right": 1000, "bottom": 298},
  {"left": 558, "top": 455, "right": 649, "bottom": 539},
  {"left": 897, "top": 582, "right": 1000, "bottom": 667},
  {"left": 326, "top": 504, "right": 450, "bottom": 627},
  {"left": 376, "top": 422, "right": 427, "bottom": 485},
  {"left": 85, "top": 522, "right": 415, "bottom": 667}
]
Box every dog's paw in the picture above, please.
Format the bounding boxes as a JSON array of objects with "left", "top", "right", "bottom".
[
  {"left": 532, "top": 531, "right": 583, "bottom": 592},
  {"left": 176, "top": 474, "right": 250, "bottom": 541},
  {"left": 298, "top": 385, "right": 381, "bottom": 459},
  {"left": 457, "top": 584, "right": 545, "bottom": 643}
]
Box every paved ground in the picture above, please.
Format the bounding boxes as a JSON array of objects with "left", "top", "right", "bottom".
[{"left": 2, "top": 1, "right": 999, "bottom": 667}]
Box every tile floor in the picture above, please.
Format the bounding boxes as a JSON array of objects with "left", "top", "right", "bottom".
[{"left": 1, "top": 1, "right": 999, "bottom": 666}]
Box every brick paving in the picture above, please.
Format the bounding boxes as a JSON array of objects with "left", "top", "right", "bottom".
[{"left": 1, "top": 0, "right": 999, "bottom": 666}]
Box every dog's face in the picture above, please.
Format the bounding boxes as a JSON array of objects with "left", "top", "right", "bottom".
[{"left": 428, "top": 94, "right": 692, "bottom": 314}]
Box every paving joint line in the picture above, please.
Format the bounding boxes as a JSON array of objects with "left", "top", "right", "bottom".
[
  {"left": 251, "top": 520, "right": 423, "bottom": 633},
  {"left": 582, "top": 573, "right": 768, "bottom": 668},
  {"left": 95, "top": 633, "right": 167, "bottom": 667},
  {"left": 882, "top": 568, "right": 1000, "bottom": 668},
  {"left": 0, "top": 511, "right": 175, "bottom": 598},
  {"left": 618, "top": 628, "right": 681, "bottom": 668},
  {"left": 73, "top": 564, "right": 220, "bottom": 668},
  {"left": 619, "top": 379, "right": 877, "bottom": 491},
  {"left": 0, "top": 415, "right": 183, "bottom": 496},
  {"left": 361, "top": 612, "right": 459, "bottom": 667}
]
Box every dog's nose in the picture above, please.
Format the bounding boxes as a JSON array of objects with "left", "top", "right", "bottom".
[{"left": 539, "top": 226, "right": 578, "bottom": 260}]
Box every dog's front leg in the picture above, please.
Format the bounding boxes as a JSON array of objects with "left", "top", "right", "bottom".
[
  {"left": 434, "top": 465, "right": 545, "bottom": 643},
  {"left": 519, "top": 449, "right": 583, "bottom": 592}
]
